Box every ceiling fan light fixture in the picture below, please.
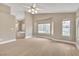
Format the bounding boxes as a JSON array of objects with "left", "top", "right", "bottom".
[
  {"left": 28, "top": 9, "right": 31, "bottom": 12},
  {"left": 31, "top": 8, "right": 35, "bottom": 11},
  {"left": 27, "top": 3, "right": 39, "bottom": 14},
  {"left": 35, "top": 10, "right": 37, "bottom": 13},
  {"left": 32, "top": 12, "right": 34, "bottom": 14}
]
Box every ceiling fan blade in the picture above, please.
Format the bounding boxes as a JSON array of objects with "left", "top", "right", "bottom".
[
  {"left": 36, "top": 8, "right": 43, "bottom": 10},
  {"left": 32, "top": 3, "right": 36, "bottom": 8},
  {"left": 24, "top": 6, "right": 31, "bottom": 8}
]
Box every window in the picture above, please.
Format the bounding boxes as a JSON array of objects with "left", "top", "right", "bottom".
[
  {"left": 62, "top": 20, "right": 70, "bottom": 36},
  {"left": 38, "top": 23, "right": 50, "bottom": 34},
  {"left": 52, "top": 22, "right": 54, "bottom": 35}
]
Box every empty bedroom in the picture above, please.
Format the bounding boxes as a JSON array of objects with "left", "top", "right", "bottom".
[{"left": 0, "top": 3, "right": 79, "bottom": 56}]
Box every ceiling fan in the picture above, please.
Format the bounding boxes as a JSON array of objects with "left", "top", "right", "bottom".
[{"left": 24, "top": 3, "right": 42, "bottom": 14}]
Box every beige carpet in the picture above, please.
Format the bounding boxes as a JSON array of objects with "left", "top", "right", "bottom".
[{"left": 0, "top": 37, "right": 78, "bottom": 56}]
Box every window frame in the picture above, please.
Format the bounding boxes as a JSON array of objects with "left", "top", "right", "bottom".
[
  {"left": 37, "top": 23, "right": 51, "bottom": 35},
  {"left": 62, "top": 20, "right": 71, "bottom": 37}
]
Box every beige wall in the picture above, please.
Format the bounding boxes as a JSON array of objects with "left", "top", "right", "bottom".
[
  {"left": 25, "top": 12, "right": 33, "bottom": 38},
  {"left": 0, "top": 4, "right": 16, "bottom": 42},
  {"left": 0, "top": 13, "right": 16, "bottom": 42},
  {"left": 0, "top": 4, "right": 10, "bottom": 14},
  {"left": 33, "top": 13, "right": 76, "bottom": 42},
  {"left": 76, "top": 9, "right": 79, "bottom": 47}
]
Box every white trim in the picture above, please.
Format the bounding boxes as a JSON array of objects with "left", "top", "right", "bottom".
[
  {"left": 76, "top": 44, "right": 79, "bottom": 49},
  {"left": 36, "top": 36, "right": 76, "bottom": 45},
  {"left": 25, "top": 36, "right": 32, "bottom": 39},
  {"left": 0, "top": 39, "right": 16, "bottom": 44},
  {"left": 52, "top": 38, "right": 76, "bottom": 45}
]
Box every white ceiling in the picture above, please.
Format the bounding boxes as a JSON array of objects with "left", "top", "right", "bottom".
[{"left": 4, "top": 3, "right": 79, "bottom": 20}]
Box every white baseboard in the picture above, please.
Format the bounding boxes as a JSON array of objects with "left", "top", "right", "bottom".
[
  {"left": 0, "top": 39, "right": 16, "bottom": 44},
  {"left": 76, "top": 44, "right": 79, "bottom": 49},
  {"left": 51, "top": 38, "right": 76, "bottom": 45},
  {"left": 25, "top": 36, "right": 32, "bottom": 39}
]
